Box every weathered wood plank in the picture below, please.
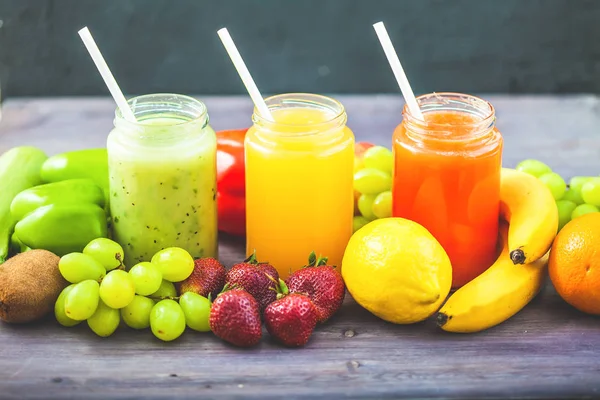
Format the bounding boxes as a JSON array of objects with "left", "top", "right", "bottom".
[
  {"left": 1, "top": 284, "right": 599, "bottom": 399},
  {"left": 1, "top": 96, "right": 600, "bottom": 400}
]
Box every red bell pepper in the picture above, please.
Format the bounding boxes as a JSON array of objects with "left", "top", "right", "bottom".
[{"left": 216, "top": 128, "right": 248, "bottom": 236}]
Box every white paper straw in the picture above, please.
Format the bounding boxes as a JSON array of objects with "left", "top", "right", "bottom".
[
  {"left": 78, "top": 27, "right": 137, "bottom": 122},
  {"left": 217, "top": 27, "right": 273, "bottom": 120},
  {"left": 373, "top": 21, "right": 424, "bottom": 120}
]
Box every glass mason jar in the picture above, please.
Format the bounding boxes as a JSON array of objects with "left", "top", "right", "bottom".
[
  {"left": 107, "top": 94, "right": 218, "bottom": 267},
  {"left": 245, "top": 93, "right": 355, "bottom": 279},
  {"left": 392, "top": 92, "right": 503, "bottom": 288}
]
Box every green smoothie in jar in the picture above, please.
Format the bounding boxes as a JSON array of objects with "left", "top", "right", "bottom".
[{"left": 107, "top": 94, "right": 217, "bottom": 266}]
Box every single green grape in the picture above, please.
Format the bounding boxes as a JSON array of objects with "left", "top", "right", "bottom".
[
  {"left": 352, "top": 216, "right": 370, "bottom": 233},
  {"left": 357, "top": 194, "right": 377, "bottom": 220},
  {"left": 562, "top": 189, "right": 584, "bottom": 205},
  {"left": 64, "top": 280, "right": 100, "bottom": 321},
  {"left": 54, "top": 284, "right": 81, "bottom": 327},
  {"left": 581, "top": 178, "right": 600, "bottom": 207},
  {"left": 539, "top": 172, "right": 567, "bottom": 200},
  {"left": 363, "top": 146, "right": 394, "bottom": 175},
  {"left": 515, "top": 159, "right": 552, "bottom": 178},
  {"left": 569, "top": 176, "right": 594, "bottom": 198},
  {"left": 87, "top": 300, "right": 120, "bottom": 337},
  {"left": 99, "top": 269, "right": 135, "bottom": 309},
  {"left": 150, "top": 299, "right": 187, "bottom": 342},
  {"left": 179, "top": 292, "right": 211, "bottom": 332},
  {"left": 129, "top": 262, "right": 163, "bottom": 296},
  {"left": 571, "top": 203, "right": 600, "bottom": 220},
  {"left": 151, "top": 280, "right": 178, "bottom": 301},
  {"left": 556, "top": 200, "right": 577, "bottom": 231},
  {"left": 58, "top": 252, "right": 106, "bottom": 284},
  {"left": 83, "top": 238, "right": 125, "bottom": 271},
  {"left": 353, "top": 168, "right": 392, "bottom": 195},
  {"left": 372, "top": 191, "right": 393, "bottom": 219},
  {"left": 121, "top": 295, "right": 154, "bottom": 329},
  {"left": 151, "top": 247, "right": 195, "bottom": 283}
]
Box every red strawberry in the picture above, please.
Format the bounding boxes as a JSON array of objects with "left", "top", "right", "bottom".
[
  {"left": 225, "top": 252, "right": 279, "bottom": 311},
  {"left": 177, "top": 258, "right": 226, "bottom": 299},
  {"left": 264, "top": 284, "right": 318, "bottom": 347},
  {"left": 209, "top": 288, "right": 262, "bottom": 347},
  {"left": 286, "top": 252, "right": 345, "bottom": 323}
]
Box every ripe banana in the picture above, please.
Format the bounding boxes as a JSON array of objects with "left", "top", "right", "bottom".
[
  {"left": 499, "top": 167, "right": 558, "bottom": 264},
  {"left": 436, "top": 221, "right": 548, "bottom": 333}
]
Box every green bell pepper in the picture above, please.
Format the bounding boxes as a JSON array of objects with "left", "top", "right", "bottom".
[
  {"left": 0, "top": 146, "right": 47, "bottom": 262},
  {"left": 7, "top": 150, "right": 111, "bottom": 257},
  {"left": 14, "top": 203, "right": 107, "bottom": 257},
  {"left": 40, "top": 148, "right": 109, "bottom": 199},
  {"left": 10, "top": 178, "right": 105, "bottom": 221}
]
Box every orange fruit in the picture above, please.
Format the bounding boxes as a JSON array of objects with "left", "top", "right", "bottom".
[{"left": 548, "top": 212, "right": 600, "bottom": 315}]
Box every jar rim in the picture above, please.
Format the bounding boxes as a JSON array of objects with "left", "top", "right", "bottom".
[
  {"left": 401, "top": 92, "right": 496, "bottom": 142},
  {"left": 252, "top": 93, "right": 346, "bottom": 129},
  {"left": 115, "top": 93, "right": 208, "bottom": 127},
  {"left": 403, "top": 92, "right": 495, "bottom": 127}
]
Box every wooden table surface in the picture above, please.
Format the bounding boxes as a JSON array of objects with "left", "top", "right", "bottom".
[{"left": 1, "top": 95, "right": 599, "bottom": 400}]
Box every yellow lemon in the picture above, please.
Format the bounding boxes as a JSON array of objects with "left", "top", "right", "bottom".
[{"left": 342, "top": 217, "right": 452, "bottom": 324}]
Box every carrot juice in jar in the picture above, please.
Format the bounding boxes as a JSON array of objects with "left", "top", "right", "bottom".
[
  {"left": 392, "top": 93, "right": 503, "bottom": 288},
  {"left": 245, "top": 93, "right": 354, "bottom": 279}
]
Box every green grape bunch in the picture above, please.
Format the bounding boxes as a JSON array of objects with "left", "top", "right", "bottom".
[
  {"left": 516, "top": 159, "right": 600, "bottom": 232},
  {"left": 54, "top": 238, "right": 211, "bottom": 341},
  {"left": 353, "top": 145, "right": 394, "bottom": 233}
]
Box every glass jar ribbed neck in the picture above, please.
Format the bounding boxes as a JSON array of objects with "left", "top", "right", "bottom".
[
  {"left": 252, "top": 93, "right": 347, "bottom": 137},
  {"left": 114, "top": 93, "right": 209, "bottom": 141},
  {"left": 403, "top": 92, "right": 496, "bottom": 142}
]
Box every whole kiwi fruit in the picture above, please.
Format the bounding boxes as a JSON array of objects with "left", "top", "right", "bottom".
[{"left": 0, "top": 249, "right": 67, "bottom": 323}]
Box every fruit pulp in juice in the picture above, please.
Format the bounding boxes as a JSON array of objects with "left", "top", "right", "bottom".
[
  {"left": 108, "top": 117, "right": 218, "bottom": 266},
  {"left": 392, "top": 111, "right": 502, "bottom": 288},
  {"left": 245, "top": 108, "right": 354, "bottom": 279}
]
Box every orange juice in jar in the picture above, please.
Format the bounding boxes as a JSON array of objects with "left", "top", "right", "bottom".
[
  {"left": 245, "top": 94, "right": 355, "bottom": 279},
  {"left": 392, "top": 93, "right": 503, "bottom": 288}
]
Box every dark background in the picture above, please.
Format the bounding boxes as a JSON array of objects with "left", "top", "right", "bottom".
[{"left": 0, "top": 0, "right": 599, "bottom": 98}]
